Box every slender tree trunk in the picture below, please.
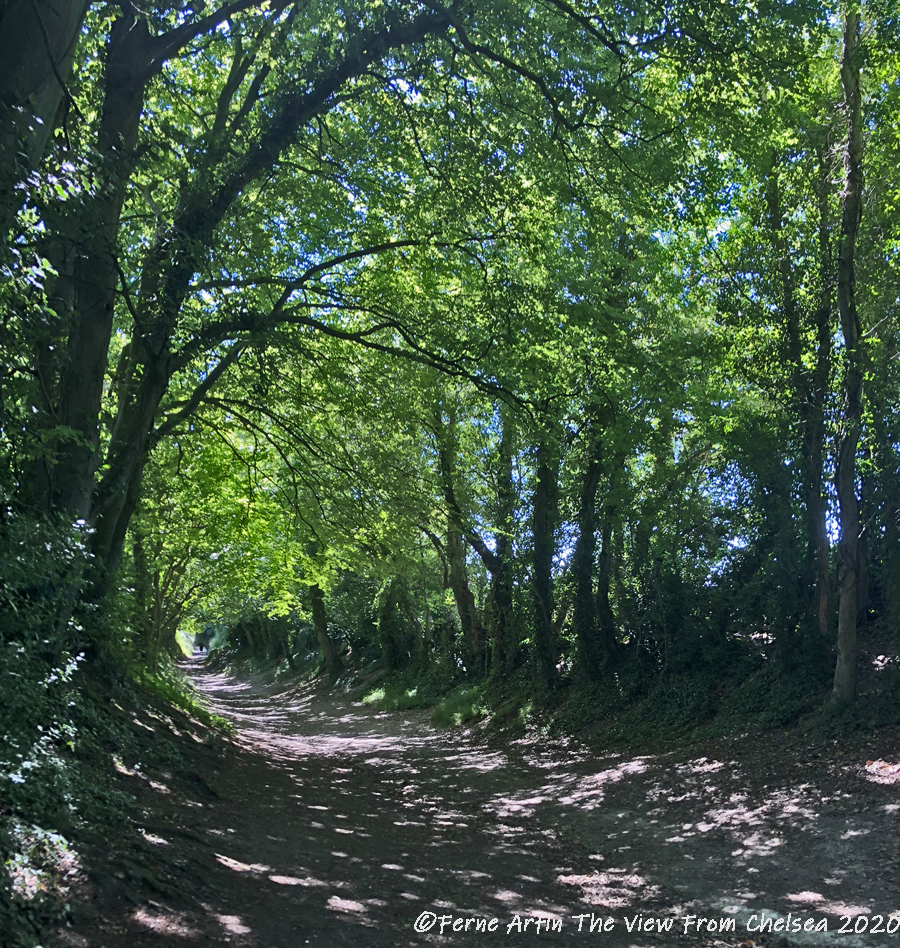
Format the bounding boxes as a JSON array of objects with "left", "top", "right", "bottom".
[
  {"left": 422, "top": 584, "right": 432, "bottom": 658},
  {"left": 434, "top": 403, "right": 489, "bottom": 671},
  {"left": 282, "top": 635, "right": 298, "bottom": 672},
  {"left": 491, "top": 404, "right": 516, "bottom": 675},
  {"left": 531, "top": 427, "right": 559, "bottom": 691},
  {"left": 857, "top": 451, "right": 873, "bottom": 631},
  {"left": 766, "top": 153, "right": 832, "bottom": 639},
  {"left": 596, "top": 508, "right": 618, "bottom": 657},
  {"left": 310, "top": 582, "right": 342, "bottom": 678},
  {"left": 573, "top": 428, "right": 602, "bottom": 681},
  {"left": 811, "top": 150, "right": 834, "bottom": 640},
  {"left": 445, "top": 524, "right": 483, "bottom": 671},
  {"left": 832, "top": 2, "right": 864, "bottom": 704}
]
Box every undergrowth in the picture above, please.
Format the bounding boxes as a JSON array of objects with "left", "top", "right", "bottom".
[
  {"left": 0, "top": 566, "right": 221, "bottom": 948},
  {"left": 351, "top": 632, "right": 898, "bottom": 752}
]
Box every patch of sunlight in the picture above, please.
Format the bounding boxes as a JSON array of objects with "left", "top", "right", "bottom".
[
  {"left": 491, "top": 889, "right": 524, "bottom": 904},
  {"left": 787, "top": 892, "right": 825, "bottom": 903},
  {"left": 558, "top": 869, "right": 660, "bottom": 909},
  {"left": 216, "top": 913, "right": 252, "bottom": 935},
  {"left": 139, "top": 831, "right": 169, "bottom": 845},
  {"left": 133, "top": 908, "right": 196, "bottom": 937},
  {"left": 216, "top": 853, "right": 271, "bottom": 873},
  {"left": 362, "top": 687, "right": 385, "bottom": 705},
  {"left": 131, "top": 715, "right": 156, "bottom": 732},
  {"left": 865, "top": 760, "right": 900, "bottom": 784},
  {"left": 675, "top": 757, "right": 725, "bottom": 774},
  {"left": 821, "top": 904, "right": 871, "bottom": 917},
  {"left": 735, "top": 832, "right": 784, "bottom": 857},
  {"left": 269, "top": 873, "right": 329, "bottom": 887},
  {"left": 441, "top": 750, "right": 507, "bottom": 772},
  {"left": 328, "top": 895, "right": 368, "bottom": 913}
]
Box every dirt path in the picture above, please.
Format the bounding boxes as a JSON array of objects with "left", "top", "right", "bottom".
[{"left": 69, "top": 661, "right": 900, "bottom": 948}]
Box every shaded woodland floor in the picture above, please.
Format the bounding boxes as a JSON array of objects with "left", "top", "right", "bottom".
[{"left": 57, "top": 658, "right": 900, "bottom": 948}]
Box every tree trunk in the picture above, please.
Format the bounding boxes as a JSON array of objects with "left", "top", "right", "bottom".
[
  {"left": 596, "top": 509, "right": 618, "bottom": 658},
  {"left": 832, "top": 3, "right": 864, "bottom": 704},
  {"left": 573, "top": 428, "right": 602, "bottom": 681},
  {"left": 36, "top": 10, "right": 153, "bottom": 524},
  {"left": 490, "top": 403, "right": 516, "bottom": 675},
  {"left": 531, "top": 427, "right": 559, "bottom": 691},
  {"left": 766, "top": 151, "right": 832, "bottom": 640},
  {"left": 445, "top": 523, "right": 483, "bottom": 671},
  {"left": 434, "top": 403, "right": 488, "bottom": 671},
  {"left": 810, "top": 149, "right": 834, "bottom": 640},
  {"left": 0, "top": 0, "right": 88, "bottom": 212},
  {"left": 310, "top": 582, "right": 342, "bottom": 678}
]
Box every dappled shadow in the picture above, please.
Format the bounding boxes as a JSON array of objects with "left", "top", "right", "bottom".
[{"left": 77, "top": 659, "right": 900, "bottom": 948}]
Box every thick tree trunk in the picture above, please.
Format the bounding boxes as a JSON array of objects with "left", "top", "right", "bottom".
[
  {"left": 0, "top": 0, "right": 88, "bottom": 206},
  {"left": 35, "top": 11, "right": 152, "bottom": 524},
  {"left": 832, "top": 3, "right": 864, "bottom": 704}
]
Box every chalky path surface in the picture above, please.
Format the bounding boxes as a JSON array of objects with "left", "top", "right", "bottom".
[{"left": 96, "top": 660, "right": 900, "bottom": 948}]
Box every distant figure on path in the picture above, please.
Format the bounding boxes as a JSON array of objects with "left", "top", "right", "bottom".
[{"left": 194, "top": 624, "right": 217, "bottom": 653}]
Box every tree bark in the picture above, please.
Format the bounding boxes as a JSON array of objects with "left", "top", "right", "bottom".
[
  {"left": 35, "top": 9, "right": 153, "bottom": 523},
  {"left": 832, "top": 2, "right": 864, "bottom": 704},
  {"left": 0, "top": 0, "right": 88, "bottom": 201},
  {"left": 810, "top": 149, "right": 834, "bottom": 640}
]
